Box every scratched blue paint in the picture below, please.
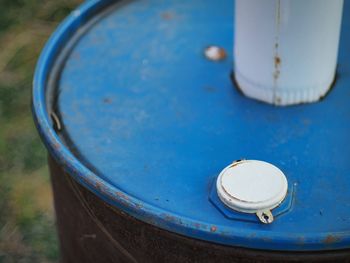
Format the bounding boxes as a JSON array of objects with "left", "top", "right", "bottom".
[{"left": 32, "top": 0, "right": 350, "bottom": 251}]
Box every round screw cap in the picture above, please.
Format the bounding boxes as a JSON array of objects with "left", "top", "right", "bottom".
[{"left": 216, "top": 160, "right": 288, "bottom": 214}]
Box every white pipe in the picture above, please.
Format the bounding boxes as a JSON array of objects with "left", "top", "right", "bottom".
[{"left": 234, "top": 0, "right": 344, "bottom": 106}]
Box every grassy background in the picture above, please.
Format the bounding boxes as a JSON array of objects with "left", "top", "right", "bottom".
[{"left": 0, "top": 0, "right": 82, "bottom": 262}]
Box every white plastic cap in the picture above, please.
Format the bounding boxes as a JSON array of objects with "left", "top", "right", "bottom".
[{"left": 216, "top": 160, "right": 288, "bottom": 214}]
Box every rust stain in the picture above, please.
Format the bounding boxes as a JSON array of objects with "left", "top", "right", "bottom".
[
  {"left": 52, "top": 140, "right": 61, "bottom": 151},
  {"left": 273, "top": 52, "right": 281, "bottom": 81},
  {"left": 324, "top": 235, "right": 341, "bottom": 244},
  {"left": 110, "top": 191, "right": 132, "bottom": 207},
  {"left": 161, "top": 11, "right": 173, "bottom": 20},
  {"left": 95, "top": 181, "right": 103, "bottom": 191},
  {"left": 163, "top": 214, "right": 183, "bottom": 225},
  {"left": 230, "top": 159, "right": 245, "bottom": 167},
  {"left": 216, "top": 49, "right": 226, "bottom": 60},
  {"left": 116, "top": 191, "right": 129, "bottom": 201},
  {"left": 273, "top": 0, "right": 282, "bottom": 104},
  {"left": 274, "top": 56, "right": 281, "bottom": 67},
  {"left": 210, "top": 226, "right": 217, "bottom": 233},
  {"left": 79, "top": 175, "right": 91, "bottom": 186},
  {"left": 204, "top": 46, "right": 227, "bottom": 61},
  {"left": 274, "top": 96, "right": 282, "bottom": 104}
]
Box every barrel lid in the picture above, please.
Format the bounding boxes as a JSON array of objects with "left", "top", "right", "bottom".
[{"left": 32, "top": 0, "right": 350, "bottom": 251}]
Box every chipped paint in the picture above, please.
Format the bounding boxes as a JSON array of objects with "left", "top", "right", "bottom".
[
  {"left": 204, "top": 46, "right": 227, "bottom": 61},
  {"left": 324, "top": 235, "right": 342, "bottom": 245}
]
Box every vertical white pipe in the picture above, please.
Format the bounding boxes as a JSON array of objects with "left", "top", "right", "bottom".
[{"left": 234, "top": 0, "right": 344, "bottom": 106}]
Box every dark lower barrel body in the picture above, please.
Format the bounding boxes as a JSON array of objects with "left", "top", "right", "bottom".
[{"left": 48, "top": 156, "right": 350, "bottom": 263}]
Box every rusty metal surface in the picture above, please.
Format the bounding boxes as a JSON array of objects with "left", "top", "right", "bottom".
[
  {"left": 49, "top": 156, "right": 350, "bottom": 263},
  {"left": 32, "top": 0, "right": 350, "bottom": 252}
]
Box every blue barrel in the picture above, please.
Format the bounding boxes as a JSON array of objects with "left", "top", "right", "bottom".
[{"left": 32, "top": 0, "right": 350, "bottom": 262}]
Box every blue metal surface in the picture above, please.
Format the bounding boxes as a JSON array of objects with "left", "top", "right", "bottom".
[{"left": 32, "top": 0, "right": 350, "bottom": 251}]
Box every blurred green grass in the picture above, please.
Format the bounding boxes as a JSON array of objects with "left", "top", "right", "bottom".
[{"left": 0, "top": 0, "right": 82, "bottom": 262}]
